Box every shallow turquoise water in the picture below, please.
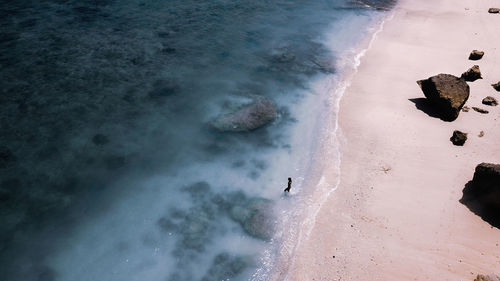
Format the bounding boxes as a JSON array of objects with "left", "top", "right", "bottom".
[{"left": 0, "top": 0, "right": 393, "bottom": 280}]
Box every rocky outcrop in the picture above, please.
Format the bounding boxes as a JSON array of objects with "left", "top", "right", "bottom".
[
  {"left": 482, "top": 96, "right": 498, "bottom": 106},
  {"left": 461, "top": 65, "right": 482, "bottom": 82},
  {"left": 229, "top": 197, "right": 275, "bottom": 240},
  {"left": 492, "top": 81, "right": 500, "bottom": 91},
  {"left": 416, "top": 74, "right": 470, "bottom": 121},
  {"left": 469, "top": 50, "right": 484, "bottom": 60},
  {"left": 450, "top": 130, "right": 467, "bottom": 146},
  {"left": 488, "top": 8, "right": 500, "bottom": 13},
  {"left": 472, "top": 106, "right": 489, "bottom": 114},
  {"left": 475, "top": 274, "right": 500, "bottom": 281},
  {"left": 460, "top": 163, "right": 500, "bottom": 227},
  {"left": 210, "top": 96, "right": 277, "bottom": 132}
]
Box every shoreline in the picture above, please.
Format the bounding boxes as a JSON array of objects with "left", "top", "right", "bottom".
[
  {"left": 280, "top": 0, "right": 500, "bottom": 280},
  {"left": 266, "top": 11, "right": 394, "bottom": 281}
]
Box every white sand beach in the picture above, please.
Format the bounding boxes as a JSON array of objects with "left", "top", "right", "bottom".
[{"left": 279, "top": 0, "right": 500, "bottom": 279}]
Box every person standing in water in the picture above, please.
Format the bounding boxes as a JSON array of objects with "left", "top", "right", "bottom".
[{"left": 284, "top": 177, "right": 292, "bottom": 192}]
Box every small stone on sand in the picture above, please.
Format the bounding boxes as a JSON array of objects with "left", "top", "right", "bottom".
[
  {"left": 482, "top": 96, "right": 498, "bottom": 106},
  {"left": 469, "top": 50, "right": 484, "bottom": 60},
  {"left": 472, "top": 107, "right": 489, "bottom": 114},
  {"left": 491, "top": 81, "right": 500, "bottom": 91}
]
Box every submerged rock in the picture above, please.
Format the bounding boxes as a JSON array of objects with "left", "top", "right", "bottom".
[
  {"left": 210, "top": 96, "right": 277, "bottom": 132},
  {"left": 488, "top": 8, "right": 500, "bottom": 13},
  {"left": 92, "top": 134, "right": 109, "bottom": 145},
  {"left": 148, "top": 79, "right": 179, "bottom": 98},
  {"left": 179, "top": 207, "right": 215, "bottom": 251},
  {"left": 104, "top": 155, "right": 126, "bottom": 170},
  {"left": 182, "top": 181, "right": 212, "bottom": 202},
  {"left": 460, "top": 163, "right": 500, "bottom": 227},
  {"left": 160, "top": 183, "right": 219, "bottom": 251},
  {"left": 492, "top": 81, "right": 500, "bottom": 91},
  {"left": 482, "top": 96, "right": 498, "bottom": 106},
  {"left": 461, "top": 65, "right": 482, "bottom": 82},
  {"left": 469, "top": 50, "right": 484, "bottom": 60},
  {"left": 201, "top": 253, "right": 251, "bottom": 281},
  {"left": 475, "top": 274, "right": 500, "bottom": 281},
  {"left": 0, "top": 146, "right": 16, "bottom": 169},
  {"left": 263, "top": 45, "right": 335, "bottom": 75},
  {"left": 472, "top": 106, "right": 489, "bottom": 114},
  {"left": 157, "top": 217, "right": 178, "bottom": 232},
  {"left": 270, "top": 51, "right": 296, "bottom": 64},
  {"left": 450, "top": 130, "right": 467, "bottom": 146},
  {"left": 229, "top": 197, "right": 275, "bottom": 240},
  {"left": 416, "top": 74, "right": 470, "bottom": 121}
]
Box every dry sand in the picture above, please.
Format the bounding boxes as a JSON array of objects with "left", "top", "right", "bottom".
[{"left": 278, "top": 0, "right": 500, "bottom": 280}]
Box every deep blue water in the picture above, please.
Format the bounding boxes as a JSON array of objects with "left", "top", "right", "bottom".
[{"left": 0, "top": 0, "right": 394, "bottom": 280}]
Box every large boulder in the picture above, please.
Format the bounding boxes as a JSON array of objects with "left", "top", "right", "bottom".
[
  {"left": 229, "top": 197, "right": 275, "bottom": 240},
  {"left": 482, "top": 96, "right": 498, "bottom": 106},
  {"left": 461, "top": 65, "right": 482, "bottom": 82},
  {"left": 450, "top": 130, "right": 467, "bottom": 146},
  {"left": 469, "top": 50, "right": 484, "bottom": 60},
  {"left": 460, "top": 163, "right": 500, "bottom": 227},
  {"left": 416, "top": 74, "right": 470, "bottom": 121},
  {"left": 474, "top": 274, "right": 500, "bottom": 281},
  {"left": 210, "top": 96, "right": 277, "bottom": 132}
]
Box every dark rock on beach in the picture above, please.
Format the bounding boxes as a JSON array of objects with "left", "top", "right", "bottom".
[
  {"left": 460, "top": 163, "right": 500, "bottom": 228},
  {"left": 229, "top": 197, "right": 275, "bottom": 240},
  {"left": 492, "top": 81, "right": 500, "bottom": 91},
  {"left": 472, "top": 107, "right": 489, "bottom": 114},
  {"left": 469, "top": 50, "right": 484, "bottom": 60},
  {"left": 462, "top": 106, "right": 470, "bottom": 112},
  {"left": 450, "top": 130, "right": 467, "bottom": 146},
  {"left": 210, "top": 96, "right": 277, "bottom": 132},
  {"left": 482, "top": 96, "right": 498, "bottom": 106},
  {"left": 461, "top": 65, "right": 482, "bottom": 82},
  {"left": 416, "top": 74, "right": 470, "bottom": 121},
  {"left": 474, "top": 274, "right": 500, "bottom": 281},
  {"left": 488, "top": 8, "right": 500, "bottom": 14}
]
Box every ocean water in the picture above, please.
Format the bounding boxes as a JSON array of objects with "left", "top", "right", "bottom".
[{"left": 0, "top": 0, "right": 394, "bottom": 280}]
